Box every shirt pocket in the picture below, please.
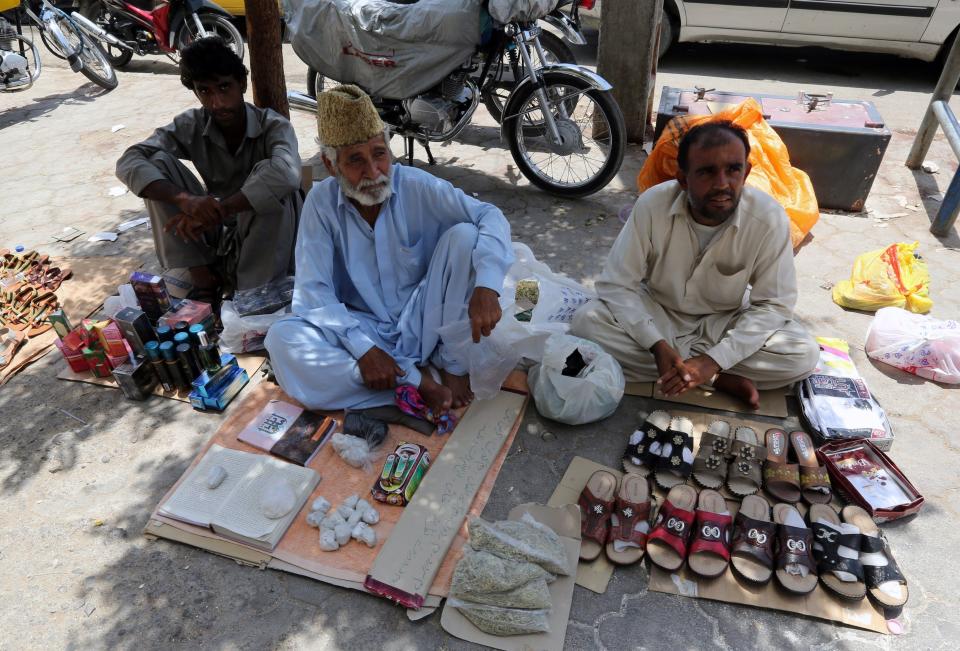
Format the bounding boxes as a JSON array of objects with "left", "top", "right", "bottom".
[
  {"left": 701, "top": 265, "right": 750, "bottom": 311},
  {"left": 395, "top": 237, "right": 428, "bottom": 290}
]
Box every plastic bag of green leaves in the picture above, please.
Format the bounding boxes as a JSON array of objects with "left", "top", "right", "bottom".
[
  {"left": 450, "top": 549, "right": 552, "bottom": 609},
  {"left": 448, "top": 598, "right": 551, "bottom": 636},
  {"left": 467, "top": 513, "right": 570, "bottom": 575}
]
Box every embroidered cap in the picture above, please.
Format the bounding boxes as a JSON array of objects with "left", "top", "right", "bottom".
[{"left": 317, "top": 84, "right": 385, "bottom": 148}]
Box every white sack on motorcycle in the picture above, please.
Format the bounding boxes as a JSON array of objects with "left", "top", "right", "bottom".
[
  {"left": 285, "top": 0, "right": 482, "bottom": 100},
  {"left": 488, "top": 0, "right": 559, "bottom": 24}
]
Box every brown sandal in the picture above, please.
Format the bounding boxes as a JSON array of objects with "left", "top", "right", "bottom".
[
  {"left": 731, "top": 495, "right": 775, "bottom": 585},
  {"left": 605, "top": 473, "right": 651, "bottom": 565},
  {"left": 773, "top": 503, "right": 818, "bottom": 595},
  {"left": 691, "top": 420, "right": 732, "bottom": 490},
  {"left": 764, "top": 429, "right": 801, "bottom": 503},
  {"left": 578, "top": 470, "right": 617, "bottom": 561},
  {"left": 790, "top": 430, "right": 832, "bottom": 505},
  {"left": 0, "top": 327, "right": 26, "bottom": 369},
  {"left": 41, "top": 266, "right": 73, "bottom": 292},
  {"left": 726, "top": 427, "right": 766, "bottom": 497}
]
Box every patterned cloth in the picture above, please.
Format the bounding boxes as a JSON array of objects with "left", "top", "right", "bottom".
[{"left": 394, "top": 385, "right": 458, "bottom": 435}]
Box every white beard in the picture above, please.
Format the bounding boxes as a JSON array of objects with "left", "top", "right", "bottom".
[{"left": 338, "top": 167, "right": 393, "bottom": 207}]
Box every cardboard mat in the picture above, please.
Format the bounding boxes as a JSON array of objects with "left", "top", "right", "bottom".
[
  {"left": 56, "top": 353, "right": 267, "bottom": 402},
  {"left": 624, "top": 381, "right": 789, "bottom": 418},
  {"left": 0, "top": 255, "right": 144, "bottom": 384},
  {"left": 145, "top": 372, "right": 529, "bottom": 610}
]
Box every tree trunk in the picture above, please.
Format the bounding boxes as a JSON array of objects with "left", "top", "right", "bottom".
[
  {"left": 244, "top": 0, "right": 289, "bottom": 118},
  {"left": 596, "top": 0, "right": 663, "bottom": 144}
]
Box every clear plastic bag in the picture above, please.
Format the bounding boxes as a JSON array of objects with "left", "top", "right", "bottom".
[
  {"left": 450, "top": 548, "right": 553, "bottom": 608},
  {"left": 467, "top": 513, "right": 570, "bottom": 576},
  {"left": 233, "top": 276, "right": 294, "bottom": 316},
  {"left": 219, "top": 300, "right": 290, "bottom": 354},
  {"left": 529, "top": 334, "right": 625, "bottom": 425},
  {"left": 447, "top": 598, "right": 551, "bottom": 636},
  {"left": 866, "top": 307, "right": 960, "bottom": 384}
]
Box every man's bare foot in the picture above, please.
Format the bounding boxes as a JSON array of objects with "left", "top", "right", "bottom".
[
  {"left": 418, "top": 369, "right": 453, "bottom": 414},
  {"left": 440, "top": 369, "right": 474, "bottom": 409},
  {"left": 714, "top": 373, "right": 760, "bottom": 410}
]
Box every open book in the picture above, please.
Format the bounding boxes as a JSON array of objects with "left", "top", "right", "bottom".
[{"left": 157, "top": 445, "right": 320, "bottom": 551}]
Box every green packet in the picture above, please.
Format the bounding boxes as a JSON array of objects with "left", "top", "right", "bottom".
[{"left": 371, "top": 442, "right": 430, "bottom": 506}]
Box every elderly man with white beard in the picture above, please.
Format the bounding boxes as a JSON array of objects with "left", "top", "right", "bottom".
[{"left": 265, "top": 85, "right": 514, "bottom": 413}]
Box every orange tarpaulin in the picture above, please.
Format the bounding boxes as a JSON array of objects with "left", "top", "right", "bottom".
[{"left": 639, "top": 98, "right": 819, "bottom": 247}]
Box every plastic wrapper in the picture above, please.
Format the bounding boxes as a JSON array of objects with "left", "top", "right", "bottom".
[
  {"left": 233, "top": 276, "right": 294, "bottom": 316},
  {"left": 865, "top": 307, "right": 959, "bottom": 384},
  {"left": 448, "top": 598, "right": 551, "bottom": 636},
  {"left": 450, "top": 548, "right": 553, "bottom": 603},
  {"left": 488, "top": 0, "right": 558, "bottom": 23},
  {"left": 832, "top": 242, "right": 932, "bottom": 314},
  {"left": 529, "top": 334, "right": 625, "bottom": 425},
  {"left": 219, "top": 300, "right": 290, "bottom": 354},
  {"left": 467, "top": 513, "right": 569, "bottom": 576}
]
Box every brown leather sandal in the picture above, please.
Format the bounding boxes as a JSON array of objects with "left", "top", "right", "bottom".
[
  {"left": 605, "top": 473, "right": 651, "bottom": 565},
  {"left": 692, "top": 420, "right": 732, "bottom": 490},
  {"left": 790, "top": 430, "right": 832, "bottom": 505},
  {"left": 731, "top": 495, "right": 775, "bottom": 585},
  {"left": 578, "top": 470, "right": 617, "bottom": 561},
  {"left": 764, "top": 429, "right": 801, "bottom": 503},
  {"left": 726, "top": 426, "right": 766, "bottom": 497}
]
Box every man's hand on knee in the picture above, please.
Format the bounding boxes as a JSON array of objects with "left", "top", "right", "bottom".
[
  {"left": 652, "top": 340, "right": 693, "bottom": 396},
  {"left": 358, "top": 346, "right": 404, "bottom": 390},
  {"left": 468, "top": 287, "right": 502, "bottom": 343},
  {"left": 679, "top": 355, "right": 721, "bottom": 393},
  {"left": 165, "top": 194, "right": 225, "bottom": 242}
]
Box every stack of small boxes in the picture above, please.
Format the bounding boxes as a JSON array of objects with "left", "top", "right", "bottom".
[{"left": 50, "top": 270, "right": 249, "bottom": 410}]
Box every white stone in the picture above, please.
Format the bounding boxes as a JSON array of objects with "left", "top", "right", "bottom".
[
  {"left": 319, "top": 529, "right": 339, "bottom": 551},
  {"left": 257, "top": 479, "right": 296, "bottom": 519},
  {"left": 205, "top": 465, "right": 228, "bottom": 489},
  {"left": 343, "top": 494, "right": 360, "bottom": 509},
  {"left": 334, "top": 523, "right": 352, "bottom": 546},
  {"left": 361, "top": 507, "right": 380, "bottom": 525},
  {"left": 310, "top": 497, "right": 331, "bottom": 514},
  {"left": 305, "top": 511, "right": 323, "bottom": 528}
]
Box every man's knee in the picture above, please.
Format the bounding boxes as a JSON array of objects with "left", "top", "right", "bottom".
[
  {"left": 793, "top": 330, "right": 820, "bottom": 376},
  {"left": 570, "top": 300, "right": 610, "bottom": 339},
  {"left": 442, "top": 223, "right": 479, "bottom": 257}
]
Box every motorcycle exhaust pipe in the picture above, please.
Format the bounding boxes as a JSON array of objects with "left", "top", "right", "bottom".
[
  {"left": 69, "top": 12, "right": 133, "bottom": 51},
  {"left": 288, "top": 90, "right": 318, "bottom": 113}
]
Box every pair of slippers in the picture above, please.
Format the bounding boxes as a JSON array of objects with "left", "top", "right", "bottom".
[
  {"left": 764, "top": 429, "right": 833, "bottom": 505},
  {"left": 622, "top": 410, "right": 695, "bottom": 490},
  {"left": 690, "top": 422, "right": 767, "bottom": 498},
  {"left": 578, "top": 470, "right": 652, "bottom": 565},
  {"left": 646, "top": 484, "right": 733, "bottom": 579}
]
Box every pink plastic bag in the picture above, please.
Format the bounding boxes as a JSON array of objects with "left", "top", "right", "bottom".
[{"left": 865, "top": 307, "right": 960, "bottom": 384}]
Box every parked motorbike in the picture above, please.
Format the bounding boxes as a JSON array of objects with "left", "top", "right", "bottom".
[
  {"left": 72, "top": 0, "right": 243, "bottom": 68},
  {"left": 0, "top": 0, "right": 116, "bottom": 91},
  {"left": 288, "top": 1, "right": 625, "bottom": 198}
]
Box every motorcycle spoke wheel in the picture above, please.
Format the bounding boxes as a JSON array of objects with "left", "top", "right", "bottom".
[
  {"left": 54, "top": 15, "right": 118, "bottom": 90},
  {"left": 178, "top": 15, "right": 244, "bottom": 61}
]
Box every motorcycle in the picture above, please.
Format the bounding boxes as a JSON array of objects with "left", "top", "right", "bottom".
[
  {"left": 287, "top": 0, "right": 625, "bottom": 198},
  {"left": 0, "top": 0, "right": 117, "bottom": 91},
  {"left": 71, "top": 0, "right": 243, "bottom": 68}
]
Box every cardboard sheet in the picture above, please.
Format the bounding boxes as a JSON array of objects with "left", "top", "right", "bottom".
[
  {"left": 366, "top": 390, "right": 527, "bottom": 608},
  {"left": 623, "top": 381, "right": 789, "bottom": 418},
  {"left": 146, "top": 372, "right": 529, "bottom": 605},
  {"left": 547, "top": 456, "right": 623, "bottom": 594},
  {"left": 440, "top": 503, "right": 581, "bottom": 651},
  {"left": 55, "top": 353, "right": 267, "bottom": 403},
  {"left": 0, "top": 255, "right": 144, "bottom": 384}
]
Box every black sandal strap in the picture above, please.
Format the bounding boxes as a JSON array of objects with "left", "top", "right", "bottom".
[
  {"left": 860, "top": 534, "right": 907, "bottom": 588},
  {"left": 623, "top": 419, "right": 669, "bottom": 466},
  {"left": 655, "top": 427, "right": 693, "bottom": 478},
  {"left": 811, "top": 523, "right": 865, "bottom": 581}
]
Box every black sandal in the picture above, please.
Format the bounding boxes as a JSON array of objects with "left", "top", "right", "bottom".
[
  {"left": 622, "top": 410, "right": 671, "bottom": 477},
  {"left": 808, "top": 504, "right": 867, "bottom": 601},
  {"left": 842, "top": 505, "right": 909, "bottom": 616},
  {"left": 653, "top": 416, "right": 694, "bottom": 490}
]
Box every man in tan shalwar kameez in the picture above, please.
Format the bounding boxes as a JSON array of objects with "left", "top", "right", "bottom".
[{"left": 571, "top": 122, "right": 818, "bottom": 409}]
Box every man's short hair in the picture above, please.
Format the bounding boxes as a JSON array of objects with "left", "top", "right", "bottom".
[
  {"left": 677, "top": 121, "right": 751, "bottom": 172},
  {"left": 179, "top": 37, "right": 248, "bottom": 90}
]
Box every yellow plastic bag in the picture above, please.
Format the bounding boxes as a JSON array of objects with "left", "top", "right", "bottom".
[
  {"left": 637, "top": 98, "right": 818, "bottom": 248},
  {"left": 832, "top": 242, "right": 932, "bottom": 314}
]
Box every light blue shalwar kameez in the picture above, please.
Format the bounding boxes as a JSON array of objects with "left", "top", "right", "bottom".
[{"left": 265, "top": 164, "right": 514, "bottom": 410}]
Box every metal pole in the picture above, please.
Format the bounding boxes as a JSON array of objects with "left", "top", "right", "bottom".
[{"left": 906, "top": 35, "right": 960, "bottom": 168}]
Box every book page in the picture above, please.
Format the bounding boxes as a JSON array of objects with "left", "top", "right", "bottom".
[{"left": 157, "top": 445, "right": 258, "bottom": 527}]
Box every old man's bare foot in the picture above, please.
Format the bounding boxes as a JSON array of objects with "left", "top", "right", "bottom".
[
  {"left": 714, "top": 373, "right": 760, "bottom": 410},
  {"left": 418, "top": 370, "right": 453, "bottom": 414},
  {"left": 440, "top": 369, "right": 474, "bottom": 408}
]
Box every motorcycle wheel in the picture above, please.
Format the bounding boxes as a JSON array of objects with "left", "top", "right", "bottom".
[
  {"left": 78, "top": 1, "right": 134, "bottom": 68},
  {"left": 177, "top": 13, "right": 244, "bottom": 61},
  {"left": 482, "top": 30, "right": 575, "bottom": 125},
  {"left": 51, "top": 13, "right": 119, "bottom": 90},
  {"left": 306, "top": 67, "right": 325, "bottom": 99},
  {"left": 503, "top": 71, "right": 625, "bottom": 198}
]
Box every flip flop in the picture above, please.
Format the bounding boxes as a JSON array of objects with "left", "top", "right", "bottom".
[
  {"left": 764, "top": 428, "right": 801, "bottom": 503},
  {"left": 808, "top": 504, "right": 867, "bottom": 601},
  {"left": 0, "top": 327, "right": 26, "bottom": 369},
  {"left": 773, "top": 502, "right": 818, "bottom": 595},
  {"left": 605, "top": 472, "right": 652, "bottom": 565},
  {"left": 647, "top": 483, "right": 698, "bottom": 571},
  {"left": 622, "top": 410, "right": 671, "bottom": 477},
  {"left": 578, "top": 469, "right": 617, "bottom": 561},
  {"left": 653, "top": 416, "right": 695, "bottom": 490},
  {"left": 26, "top": 292, "right": 58, "bottom": 338},
  {"left": 790, "top": 430, "right": 833, "bottom": 505},
  {"left": 692, "top": 420, "right": 732, "bottom": 489},
  {"left": 687, "top": 489, "right": 733, "bottom": 578},
  {"left": 841, "top": 505, "right": 909, "bottom": 617},
  {"left": 726, "top": 426, "right": 766, "bottom": 497},
  {"left": 40, "top": 266, "right": 72, "bottom": 292},
  {"left": 730, "top": 495, "right": 775, "bottom": 585}
]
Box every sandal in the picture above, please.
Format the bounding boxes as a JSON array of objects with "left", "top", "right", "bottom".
[
  {"left": 692, "top": 420, "right": 732, "bottom": 489},
  {"left": 773, "top": 503, "right": 818, "bottom": 595},
  {"left": 622, "top": 410, "right": 671, "bottom": 477},
  {"left": 730, "top": 495, "right": 775, "bottom": 585},
  {"left": 764, "top": 428, "right": 801, "bottom": 503},
  {"left": 653, "top": 416, "right": 695, "bottom": 490},
  {"left": 790, "top": 430, "right": 832, "bottom": 505},
  {"left": 841, "top": 505, "right": 909, "bottom": 616},
  {"left": 808, "top": 504, "right": 867, "bottom": 601},
  {"left": 0, "top": 327, "right": 26, "bottom": 369},
  {"left": 605, "top": 472, "right": 652, "bottom": 565},
  {"left": 26, "top": 291, "right": 58, "bottom": 338},
  {"left": 40, "top": 266, "right": 73, "bottom": 292},
  {"left": 647, "top": 483, "right": 698, "bottom": 571},
  {"left": 5, "top": 286, "right": 38, "bottom": 331},
  {"left": 687, "top": 488, "right": 733, "bottom": 578},
  {"left": 726, "top": 426, "right": 766, "bottom": 497},
  {"left": 578, "top": 469, "right": 617, "bottom": 561}
]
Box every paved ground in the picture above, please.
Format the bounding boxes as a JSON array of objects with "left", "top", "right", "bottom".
[{"left": 1, "top": 33, "right": 959, "bottom": 650}]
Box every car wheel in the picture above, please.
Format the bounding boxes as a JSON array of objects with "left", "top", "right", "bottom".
[{"left": 659, "top": 9, "right": 677, "bottom": 59}]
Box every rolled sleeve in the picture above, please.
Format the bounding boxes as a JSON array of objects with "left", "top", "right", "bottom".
[
  {"left": 241, "top": 117, "right": 301, "bottom": 215},
  {"left": 115, "top": 112, "right": 197, "bottom": 196}
]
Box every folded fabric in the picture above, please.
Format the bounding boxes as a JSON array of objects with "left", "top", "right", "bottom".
[{"left": 395, "top": 385, "right": 458, "bottom": 435}]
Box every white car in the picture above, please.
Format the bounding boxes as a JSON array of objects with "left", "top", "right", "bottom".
[{"left": 577, "top": 0, "right": 960, "bottom": 62}]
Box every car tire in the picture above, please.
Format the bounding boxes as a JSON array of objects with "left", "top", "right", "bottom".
[{"left": 659, "top": 7, "right": 677, "bottom": 59}]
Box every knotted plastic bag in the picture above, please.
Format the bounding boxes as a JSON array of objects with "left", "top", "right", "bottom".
[
  {"left": 866, "top": 307, "right": 959, "bottom": 384},
  {"left": 832, "top": 242, "right": 932, "bottom": 314}
]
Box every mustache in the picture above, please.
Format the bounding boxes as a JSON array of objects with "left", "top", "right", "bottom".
[
  {"left": 707, "top": 191, "right": 735, "bottom": 201},
  {"left": 357, "top": 175, "right": 390, "bottom": 190}
]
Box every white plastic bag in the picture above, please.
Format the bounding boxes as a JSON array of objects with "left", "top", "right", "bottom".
[
  {"left": 865, "top": 307, "right": 960, "bottom": 384},
  {"left": 505, "top": 243, "right": 595, "bottom": 325},
  {"left": 529, "top": 334, "right": 625, "bottom": 425},
  {"left": 219, "top": 300, "right": 289, "bottom": 354}
]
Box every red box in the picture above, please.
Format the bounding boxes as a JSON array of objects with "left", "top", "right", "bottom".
[
  {"left": 817, "top": 439, "right": 924, "bottom": 523},
  {"left": 83, "top": 347, "right": 112, "bottom": 378},
  {"left": 55, "top": 338, "right": 89, "bottom": 373},
  {"left": 159, "top": 299, "right": 213, "bottom": 328},
  {"left": 97, "top": 321, "right": 128, "bottom": 358}
]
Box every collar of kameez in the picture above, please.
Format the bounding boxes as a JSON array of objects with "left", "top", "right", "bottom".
[
  {"left": 669, "top": 188, "right": 744, "bottom": 231},
  {"left": 201, "top": 103, "right": 262, "bottom": 141}
]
